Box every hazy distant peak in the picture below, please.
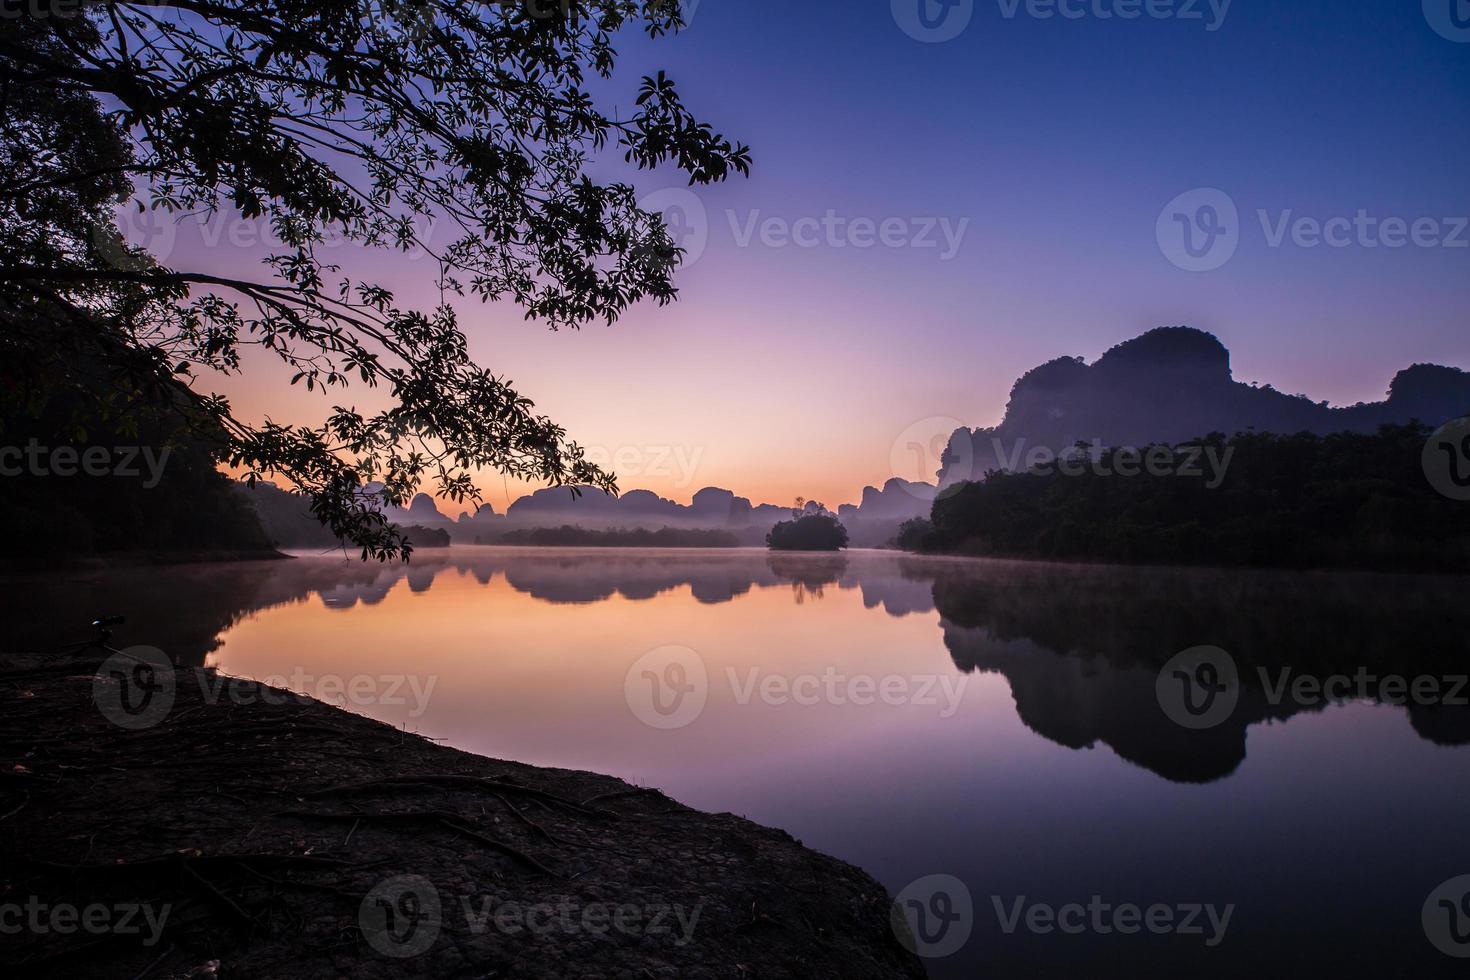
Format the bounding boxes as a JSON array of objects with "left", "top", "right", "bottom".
[
  {"left": 408, "top": 493, "right": 444, "bottom": 518},
  {"left": 621, "top": 488, "right": 674, "bottom": 505},
  {"left": 691, "top": 486, "right": 736, "bottom": 507},
  {"left": 455, "top": 501, "right": 500, "bottom": 525}
]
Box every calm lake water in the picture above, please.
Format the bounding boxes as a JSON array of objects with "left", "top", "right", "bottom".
[{"left": 6, "top": 547, "right": 1470, "bottom": 977}]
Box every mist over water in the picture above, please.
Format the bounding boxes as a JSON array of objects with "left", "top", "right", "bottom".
[{"left": 7, "top": 547, "right": 1468, "bottom": 977}]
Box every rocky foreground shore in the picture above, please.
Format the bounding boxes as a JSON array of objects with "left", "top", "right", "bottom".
[{"left": 0, "top": 652, "right": 924, "bottom": 979}]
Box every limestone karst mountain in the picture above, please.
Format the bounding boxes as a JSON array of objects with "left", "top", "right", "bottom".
[{"left": 938, "top": 326, "right": 1470, "bottom": 487}]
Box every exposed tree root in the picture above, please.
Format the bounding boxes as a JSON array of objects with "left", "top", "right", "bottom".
[{"left": 304, "top": 774, "right": 611, "bottom": 819}]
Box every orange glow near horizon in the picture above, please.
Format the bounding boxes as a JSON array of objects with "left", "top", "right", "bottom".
[
  {"left": 204, "top": 558, "right": 1006, "bottom": 785},
  {"left": 208, "top": 295, "right": 1000, "bottom": 512}
]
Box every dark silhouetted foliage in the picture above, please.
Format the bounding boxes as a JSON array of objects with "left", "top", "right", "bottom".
[
  {"left": 0, "top": 391, "right": 276, "bottom": 563},
  {"left": 403, "top": 525, "right": 451, "bottom": 548},
  {"left": 1, "top": 3, "right": 749, "bottom": 559},
  {"left": 767, "top": 515, "right": 850, "bottom": 552},
  {"left": 893, "top": 518, "right": 935, "bottom": 552},
  {"left": 913, "top": 424, "right": 1470, "bottom": 571}
]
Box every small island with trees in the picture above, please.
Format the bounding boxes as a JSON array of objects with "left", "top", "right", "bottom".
[{"left": 767, "top": 499, "right": 850, "bottom": 551}]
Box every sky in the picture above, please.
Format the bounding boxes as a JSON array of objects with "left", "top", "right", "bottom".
[{"left": 168, "top": 0, "right": 1469, "bottom": 513}]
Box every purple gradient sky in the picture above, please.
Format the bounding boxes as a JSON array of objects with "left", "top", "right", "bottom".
[{"left": 172, "top": 1, "right": 1468, "bottom": 511}]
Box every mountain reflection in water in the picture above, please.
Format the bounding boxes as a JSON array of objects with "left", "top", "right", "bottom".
[
  {"left": 5, "top": 547, "right": 1466, "bottom": 786},
  {"left": 7, "top": 547, "right": 1469, "bottom": 978}
]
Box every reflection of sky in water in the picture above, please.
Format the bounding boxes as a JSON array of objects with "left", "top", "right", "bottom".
[{"left": 6, "top": 548, "right": 1469, "bottom": 977}]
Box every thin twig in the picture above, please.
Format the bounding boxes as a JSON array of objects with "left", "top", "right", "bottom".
[
  {"left": 129, "top": 942, "right": 175, "bottom": 980},
  {"left": 0, "top": 791, "right": 30, "bottom": 821},
  {"left": 180, "top": 862, "right": 261, "bottom": 932}
]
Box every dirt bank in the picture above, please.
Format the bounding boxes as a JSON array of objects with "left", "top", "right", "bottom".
[{"left": 0, "top": 651, "right": 924, "bottom": 979}]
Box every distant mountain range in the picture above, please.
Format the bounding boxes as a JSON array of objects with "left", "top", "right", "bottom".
[
  {"left": 240, "top": 326, "right": 1469, "bottom": 550},
  {"left": 380, "top": 483, "right": 932, "bottom": 547},
  {"left": 242, "top": 477, "right": 934, "bottom": 550},
  {"left": 939, "top": 326, "right": 1470, "bottom": 487}
]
